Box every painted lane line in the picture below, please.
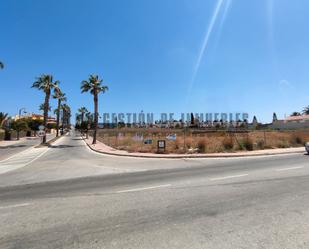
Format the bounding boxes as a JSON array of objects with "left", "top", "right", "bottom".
[
  {"left": 276, "top": 166, "right": 304, "bottom": 172},
  {"left": 117, "top": 184, "right": 171, "bottom": 193},
  {"left": 0, "top": 148, "right": 50, "bottom": 174},
  {"left": 210, "top": 174, "right": 249, "bottom": 181},
  {"left": 0, "top": 203, "right": 31, "bottom": 210}
]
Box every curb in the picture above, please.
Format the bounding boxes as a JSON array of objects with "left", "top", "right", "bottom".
[
  {"left": 82, "top": 137, "right": 306, "bottom": 159},
  {"left": 34, "top": 133, "right": 68, "bottom": 148}
]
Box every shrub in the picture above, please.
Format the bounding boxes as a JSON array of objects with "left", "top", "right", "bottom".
[
  {"left": 256, "top": 140, "right": 265, "bottom": 150},
  {"left": 290, "top": 135, "right": 304, "bottom": 145},
  {"left": 197, "top": 139, "right": 206, "bottom": 153},
  {"left": 222, "top": 137, "right": 234, "bottom": 150},
  {"left": 241, "top": 138, "right": 254, "bottom": 151},
  {"left": 277, "top": 141, "right": 289, "bottom": 148}
]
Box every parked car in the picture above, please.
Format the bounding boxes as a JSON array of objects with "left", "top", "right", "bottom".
[{"left": 305, "top": 142, "right": 309, "bottom": 153}]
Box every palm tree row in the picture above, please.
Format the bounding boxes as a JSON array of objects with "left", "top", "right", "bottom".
[
  {"left": 31, "top": 73, "right": 108, "bottom": 145},
  {"left": 53, "top": 88, "right": 67, "bottom": 137},
  {"left": 81, "top": 75, "right": 108, "bottom": 144},
  {"left": 32, "top": 74, "right": 70, "bottom": 143}
]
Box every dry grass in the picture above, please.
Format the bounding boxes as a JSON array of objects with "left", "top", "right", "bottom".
[{"left": 96, "top": 129, "right": 309, "bottom": 154}]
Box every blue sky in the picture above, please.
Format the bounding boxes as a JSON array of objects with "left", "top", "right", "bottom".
[{"left": 0, "top": 0, "right": 308, "bottom": 122}]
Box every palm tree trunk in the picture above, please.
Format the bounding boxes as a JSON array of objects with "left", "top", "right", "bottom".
[
  {"left": 56, "top": 99, "right": 60, "bottom": 137},
  {"left": 81, "top": 112, "right": 84, "bottom": 135},
  {"left": 43, "top": 92, "right": 50, "bottom": 144},
  {"left": 62, "top": 110, "right": 65, "bottom": 135},
  {"left": 93, "top": 93, "right": 98, "bottom": 144}
]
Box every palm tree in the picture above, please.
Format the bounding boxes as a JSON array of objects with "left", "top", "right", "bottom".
[
  {"left": 61, "top": 103, "right": 71, "bottom": 133},
  {"left": 0, "top": 112, "right": 8, "bottom": 128},
  {"left": 85, "top": 112, "right": 93, "bottom": 139},
  {"left": 39, "top": 103, "right": 51, "bottom": 114},
  {"left": 32, "top": 74, "right": 59, "bottom": 143},
  {"left": 302, "top": 106, "right": 309, "bottom": 115},
  {"left": 53, "top": 87, "right": 67, "bottom": 137},
  {"left": 78, "top": 107, "right": 88, "bottom": 124},
  {"left": 81, "top": 75, "right": 108, "bottom": 144},
  {"left": 0, "top": 62, "right": 4, "bottom": 69}
]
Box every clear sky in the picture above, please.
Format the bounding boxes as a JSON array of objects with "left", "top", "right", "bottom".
[{"left": 1, "top": 0, "right": 308, "bottom": 123}]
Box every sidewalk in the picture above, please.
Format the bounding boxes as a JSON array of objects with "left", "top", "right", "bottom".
[
  {"left": 0, "top": 136, "right": 37, "bottom": 146},
  {"left": 83, "top": 136, "right": 306, "bottom": 159},
  {"left": 0, "top": 133, "right": 56, "bottom": 146}
]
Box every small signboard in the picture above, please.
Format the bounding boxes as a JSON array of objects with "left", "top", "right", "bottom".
[
  {"left": 38, "top": 125, "right": 45, "bottom": 131},
  {"left": 144, "top": 139, "right": 153, "bottom": 145},
  {"left": 37, "top": 130, "right": 46, "bottom": 137},
  {"left": 166, "top": 134, "right": 177, "bottom": 141},
  {"left": 133, "top": 133, "right": 144, "bottom": 141},
  {"left": 157, "top": 140, "right": 166, "bottom": 152}
]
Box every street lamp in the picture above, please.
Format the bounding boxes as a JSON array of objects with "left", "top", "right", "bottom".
[
  {"left": 17, "top": 108, "right": 27, "bottom": 140},
  {"left": 18, "top": 108, "right": 26, "bottom": 119}
]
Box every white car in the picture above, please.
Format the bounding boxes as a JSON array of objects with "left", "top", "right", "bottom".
[{"left": 306, "top": 142, "right": 309, "bottom": 153}]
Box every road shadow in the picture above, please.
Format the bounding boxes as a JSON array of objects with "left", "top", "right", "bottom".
[
  {"left": 0, "top": 145, "right": 27, "bottom": 149},
  {"left": 48, "top": 145, "right": 77, "bottom": 149},
  {"left": 72, "top": 138, "right": 83, "bottom": 141}
]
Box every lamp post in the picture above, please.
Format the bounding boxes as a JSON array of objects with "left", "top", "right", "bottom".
[
  {"left": 18, "top": 108, "right": 26, "bottom": 119},
  {"left": 17, "top": 108, "right": 26, "bottom": 140}
]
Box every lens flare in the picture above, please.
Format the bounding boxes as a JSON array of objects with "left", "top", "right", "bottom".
[{"left": 186, "top": 0, "right": 231, "bottom": 106}]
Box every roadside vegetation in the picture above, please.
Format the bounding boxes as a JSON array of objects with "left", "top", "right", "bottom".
[{"left": 94, "top": 129, "right": 309, "bottom": 154}]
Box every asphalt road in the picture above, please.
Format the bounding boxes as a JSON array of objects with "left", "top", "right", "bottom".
[{"left": 0, "top": 131, "right": 309, "bottom": 249}]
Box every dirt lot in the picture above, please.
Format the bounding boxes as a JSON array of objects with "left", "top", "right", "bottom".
[{"left": 95, "top": 128, "right": 309, "bottom": 154}]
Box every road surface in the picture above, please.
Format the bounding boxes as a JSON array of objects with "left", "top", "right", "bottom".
[{"left": 0, "top": 130, "right": 308, "bottom": 249}]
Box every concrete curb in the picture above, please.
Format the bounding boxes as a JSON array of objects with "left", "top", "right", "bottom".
[
  {"left": 34, "top": 133, "right": 68, "bottom": 148},
  {"left": 82, "top": 137, "right": 306, "bottom": 159}
]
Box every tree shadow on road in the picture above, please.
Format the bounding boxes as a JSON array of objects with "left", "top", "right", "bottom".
[
  {"left": 0, "top": 145, "right": 27, "bottom": 149},
  {"left": 48, "top": 145, "right": 78, "bottom": 149}
]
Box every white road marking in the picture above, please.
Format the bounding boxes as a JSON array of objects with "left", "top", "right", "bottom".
[
  {"left": 210, "top": 174, "right": 249, "bottom": 181},
  {"left": 0, "top": 203, "right": 31, "bottom": 210},
  {"left": 0, "top": 147, "right": 49, "bottom": 174},
  {"left": 117, "top": 184, "right": 171, "bottom": 193},
  {"left": 276, "top": 166, "right": 304, "bottom": 172},
  {"left": 0, "top": 146, "right": 34, "bottom": 163}
]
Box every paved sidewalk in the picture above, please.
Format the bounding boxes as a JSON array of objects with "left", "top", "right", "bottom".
[
  {"left": 0, "top": 133, "right": 56, "bottom": 161},
  {"left": 83, "top": 136, "right": 306, "bottom": 158},
  {"left": 0, "top": 136, "right": 37, "bottom": 146}
]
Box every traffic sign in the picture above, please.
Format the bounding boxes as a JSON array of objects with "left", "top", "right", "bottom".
[
  {"left": 157, "top": 140, "right": 166, "bottom": 150},
  {"left": 38, "top": 125, "right": 45, "bottom": 130},
  {"left": 37, "top": 130, "right": 46, "bottom": 137}
]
